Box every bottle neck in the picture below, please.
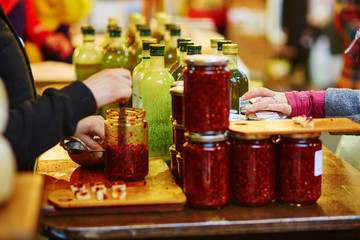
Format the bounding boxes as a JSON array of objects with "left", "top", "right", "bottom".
[
  {"left": 142, "top": 49, "right": 151, "bottom": 58},
  {"left": 179, "top": 51, "right": 187, "bottom": 65},
  {"left": 169, "top": 36, "right": 179, "bottom": 49},
  {"left": 83, "top": 34, "right": 95, "bottom": 49},
  {"left": 226, "top": 54, "right": 238, "bottom": 69},
  {"left": 109, "top": 36, "right": 122, "bottom": 48},
  {"left": 150, "top": 55, "right": 165, "bottom": 71},
  {"left": 211, "top": 47, "right": 217, "bottom": 55},
  {"left": 217, "top": 50, "right": 223, "bottom": 56}
]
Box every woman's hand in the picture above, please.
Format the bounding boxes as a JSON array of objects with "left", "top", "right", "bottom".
[
  {"left": 73, "top": 115, "right": 105, "bottom": 150},
  {"left": 84, "top": 68, "right": 132, "bottom": 108},
  {"left": 241, "top": 87, "right": 292, "bottom": 116}
]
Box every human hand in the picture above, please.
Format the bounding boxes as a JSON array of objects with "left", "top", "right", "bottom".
[
  {"left": 241, "top": 87, "right": 292, "bottom": 116},
  {"left": 43, "top": 33, "right": 73, "bottom": 60},
  {"left": 83, "top": 68, "right": 132, "bottom": 108},
  {"left": 73, "top": 115, "right": 105, "bottom": 150}
]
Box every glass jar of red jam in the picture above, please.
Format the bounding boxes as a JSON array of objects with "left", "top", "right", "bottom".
[
  {"left": 169, "top": 86, "right": 184, "bottom": 124},
  {"left": 277, "top": 133, "right": 322, "bottom": 205},
  {"left": 170, "top": 80, "right": 184, "bottom": 88},
  {"left": 176, "top": 153, "right": 184, "bottom": 188},
  {"left": 169, "top": 145, "right": 178, "bottom": 178},
  {"left": 229, "top": 132, "right": 275, "bottom": 206},
  {"left": 183, "top": 132, "right": 230, "bottom": 209},
  {"left": 105, "top": 108, "right": 149, "bottom": 181},
  {"left": 173, "top": 121, "right": 186, "bottom": 155},
  {"left": 184, "top": 55, "right": 230, "bottom": 133}
]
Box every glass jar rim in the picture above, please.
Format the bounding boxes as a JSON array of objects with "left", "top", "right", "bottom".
[
  {"left": 282, "top": 133, "right": 320, "bottom": 139},
  {"left": 185, "top": 132, "right": 226, "bottom": 142},
  {"left": 230, "top": 132, "right": 271, "bottom": 140},
  {"left": 169, "top": 86, "right": 184, "bottom": 96},
  {"left": 185, "top": 54, "right": 228, "bottom": 66},
  {"left": 106, "top": 107, "right": 146, "bottom": 122}
]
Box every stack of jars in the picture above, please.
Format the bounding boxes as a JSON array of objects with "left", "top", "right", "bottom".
[{"left": 182, "top": 55, "right": 231, "bottom": 209}]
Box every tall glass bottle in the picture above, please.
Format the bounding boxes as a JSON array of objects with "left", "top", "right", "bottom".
[
  {"left": 124, "top": 13, "right": 146, "bottom": 48},
  {"left": 210, "top": 37, "right": 225, "bottom": 55},
  {"left": 132, "top": 38, "right": 157, "bottom": 108},
  {"left": 74, "top": 25, "right": 102, "bottom": 82},
  {"left": 101, "top": 26, "right": 131, "bottom": 114},
  {"left": 101, "top": 16, "right": 119, "bottom": 51},
  {"left": 169, "top": 38, "right": 191, "bottom": 73},
  {"left": 152, "top": 12, "right": 172, "bottom": 44},
  {"left": 129, "top": 26, "right": 151, "bottom": 72},
  {"left": 165, "top": 26, "right": 181, "bottom": 70},
  {"left": 223, "top": 44, "right": 249, "bottom": 114},
  {"left": 169, "top": 41, "right": 194, "bottom": 81},
  {"left": 164, "top": 23, "right": 176, "bottom": 50},
  {"left": 176, "top": 45, "right": 202, "bottom": 81},
  {"left": 139, "top": 44, "right": 175, "bottom": 158},
  {"left": 217, "top": 40, "right": 232, "bottom": 55}
]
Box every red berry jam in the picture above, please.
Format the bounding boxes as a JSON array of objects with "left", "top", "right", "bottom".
[
  {"left": 277, "top": 133, "right": 322, "bottom": 205},
  {"left": 174, "top": 121, "right": 186, "bottom": 155},
  {"left": 169, "top": 145, "right": 178, "bottom": 178},
  {"left": 230, "top": 133, "right": 275, "bottom": 206},
  {"left": 183, "top": 132, "right": 230, "bottom": 209},
  {"left": 176, "top": 153, "right": 184, "bottom": 188},
  {"left": 184, "top": 55, "right": 230, "bottom": 133},
  {"left": 105, "top": 108, "right": 149, "bottom": 181},
  {"left": 170, "top": 86, "right": 184, "bottom": 124}
]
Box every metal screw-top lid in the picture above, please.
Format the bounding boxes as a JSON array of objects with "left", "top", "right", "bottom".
[
  {"left": 165, "top": 23, "right": 176, "bottom": 31},
  {"left": 150, "top": 44, "right": 165, "bottom": 56},
  {"left": 139, "top": 27, "right": 151, "bottom": 37},
  {"left": 170, "top": 80, "right": 184, "bottom": 87},
  {"left": 179, "top": 41, "right": 194, "bottom": 52},
  {"left": 210, "top": 37, "right": 225, "bottom": 48},
  {"left": 230, "top": 131, "right": 270, "bottom": 140},
  {"left": 170, "top": 26, "right": 181, "bottom": 36},
  {"left": 185, "top": 132, "right": 227, "bottom": 142},
  {"left": 185, "top": 54, "right": 228, "bottom": 66},
  {"left": 109, "top": 26, "right": 121, "bottom": 37},
  {"left": 177, "top": 38, "right": 191, "bottom": 48},
  {"left": 187, "top": 45, "right": 202, "bottom": 55},
  {"left": 142, "top": 38, "right": 157, "bottom": 50},
  {"left": 169, "top": 85, "right": 184, "bottom": 96},
  {"left": 81, "top": 25, "right": 94, "bottom": 35},
  {"left": 223, "top": 44, "right": 238, "bottom": 55},
  {"left": 217, "top": 40, "right": 232, "bottom": 51}
]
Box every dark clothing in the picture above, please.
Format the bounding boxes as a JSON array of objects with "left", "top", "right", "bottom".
[{"left": 0, "top": 4, "right": 97, "bottom": 171}]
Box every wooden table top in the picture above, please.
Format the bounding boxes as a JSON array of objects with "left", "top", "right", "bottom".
[
  {"left": 0, "top": 173, "right": 43, "bottom": 240},
  {"left": 37, "top": 144, "right": 360, "bottom": 240}
]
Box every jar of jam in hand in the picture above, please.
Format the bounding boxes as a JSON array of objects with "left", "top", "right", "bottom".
[
  {"left": 183, "top": 132, "right": 230, "bottom": 209},
  {"left": 184, "top": 55, "right": 230, "bottom": 133},
  {"left": 277, "top": 133, "right": 322, "bottom": 205},
  {"left": 230, "top": 132, "right": 275, "bottom": 206},
  {"left": 105, "top": 108, "right": 149, "bottom": 181}
]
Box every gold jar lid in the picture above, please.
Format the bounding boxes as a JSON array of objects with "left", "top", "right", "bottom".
[
  {"left": 185, "top": 54, "right": 228, "bottom": 66},
  {"left": 230, "top": 131, "right": 270, "bottom": 140},
  {"left": 169, "top": 86, "right": 184, "bottom": 96},
  {"left": 170, "top": 80, "right": 184, "bottom": 88},
  {"left": 185, "top": 132, "right": 226, "bottom": 142},
  {"left": 223, "top": 43, "right": 238, "bottom": 55}
]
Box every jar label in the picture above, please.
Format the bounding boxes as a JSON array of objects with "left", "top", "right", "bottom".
[{"left": 314, "top": 150, "right": 323, "bottom": 176}]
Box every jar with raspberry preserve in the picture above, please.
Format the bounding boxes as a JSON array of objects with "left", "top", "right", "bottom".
[
  {"left": 184, "top": 55, "right": 230, "bottom": 133},
  {"left": 169, "top": 86, "right": 184, "bottom": 124},
  {"left": 183, "top": 132, "right": 230, "bottom": 209},
  {"left": 105, "top": 108, "right": 149, "bottom": 181},
  {"left": 169, "top": 145, "right": 178, "bottom": 178},
  {"left": 174, "top": 121, "right": 186, "bottom": 155},
  {"left": 229, "top": 132, "right": 275, "bottom": 206},
  {"left": 177, "top": 153, "right": 184, "bottom": 188},
  {"left": 277, "top": 133, "right": 322, "bottom": 205}
]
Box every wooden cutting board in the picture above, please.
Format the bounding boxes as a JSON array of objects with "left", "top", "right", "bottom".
[
  {"left": 229, "top": 118, "right": 360, "bottom": 135},
  {"left": 48, "top": 158, "right": 186, "bottom": 209}
]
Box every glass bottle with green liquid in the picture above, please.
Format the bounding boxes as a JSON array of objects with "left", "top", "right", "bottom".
[
  {"left": 73, "top": 25, "right": 102, "bottom": 82},
  {"left": 101, "top": 26, "right": 131, "bottom": 114},
  {"left": 169, "top": 41, "right": 194, "bottom": 81},
  {"left": 223, "top": 43, "right": 249, "bottom": 114},
  {"left": 168, "top": 38, "right": 191, "bottom": 73},
  {"left": 124, "top": 13, "right": 147, "bottom": 48},
  {"left": 165, "top": 26, "right": 181, "bottom": 70},
  {"left": 132, "top": 38, "right": 157, "bottom": 108},
  {"left": 139, "top": 44, "right": 175, "bottom": 159},
  {"left": 176, "top": 45, "right": 202, "bottom": 81},
  {"left": 217, "top": 40, "right": 232, "bottom": 55},
  {"left": 128, "top": 26, "right": 151, "bottom": 72},
  {"left": 100, "top": 16, "right": 119, "bottom": 51},
  {"left": 152, "top": 12, "right": 172, "bottom": 44}
]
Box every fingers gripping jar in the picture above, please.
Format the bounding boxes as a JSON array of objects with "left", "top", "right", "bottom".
[
  {"left": 183, "top": 132, "right": 230, "bottom": 209},
  {"left": 230, "top": 132, "right": 276, "bottom": 206},
  {"left": 277, "top": 133, "right": 322, "bottom": 205},
  {"left": 105, "top": 108, "right": 149, "bottom": 181}
]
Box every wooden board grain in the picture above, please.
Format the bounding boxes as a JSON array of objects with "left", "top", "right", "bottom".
[
  {"left": 229, "top": 118, "right": 360, "bottom": 135},
  {"left": 48, "top": 158, "right": 186, "bottom": 209}
]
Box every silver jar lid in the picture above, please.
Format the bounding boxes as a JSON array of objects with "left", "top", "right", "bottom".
[
  {"left": 185, "top": 132, "right": 226, "bottom": 142},
  {"left": 185, "top": 54, "right": 228, "bottom": 66}
]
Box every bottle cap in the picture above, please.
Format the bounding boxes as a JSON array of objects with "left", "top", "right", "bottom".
[
  {"left": 109, "top": 26, "right": 121, "bottom": 37},
  {"left": 170, "top": 26, "right": 181, "bottom": 36},
  {"left": 217, "top": 40, "right": 232, "bottom": 51},
  {"left": 142, "top": 38, "right": 158, "bottom": 50},
  {"left": 81, "top": 25, "right": 94, "bottom": 35},
  {"left": 210, "top": 37, "right": 225, "bottom": 48},
  {"left": 222, "top": 44, "right": 238, "bottom": 55},
  {"left": 185, "top": 132, "right": 226, "bottom": 142},
  {"left": 187, "top": 45, "right": 202, "bottom": 55},
  {"left": 179, "top": 41, "right": 194, "bottom": 52},
  {"left": 165, "top": 23, "right": 176, "bottom": 31},
  {"left": 150, "top": 44, "right": 165, "bottom": 56},
  {"left": 139, "top": 27, "right": 151, "bottom": 37},
  {"left": 177, "top": 38, "right": 191, "bottom": 48}
]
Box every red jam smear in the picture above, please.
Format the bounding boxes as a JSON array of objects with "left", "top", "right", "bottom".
[
  {"left": 230, "top": 138, "right": 275, "bottom": 206},
  {"left": 183, "top": 141, "right": 230, "bottom": 209},
  {"left": 277, "top": 137, "right": 322, "bottom": 205},
  {"left": 105, "top": 143, "right": 149, "bottom": 181},
  {"left": 184, "top": 65, "right": 230, "bottom": 132}
]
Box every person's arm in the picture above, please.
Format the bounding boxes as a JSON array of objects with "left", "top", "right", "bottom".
[
  {"left": 285, "top": 90, "right": 326, "bottom": 118},
  {"left": 325, "top": 88, "right": 360, "bottom": 123}
]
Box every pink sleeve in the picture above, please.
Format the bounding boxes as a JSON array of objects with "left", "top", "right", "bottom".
[{"left": 285, "top": 90, "right": 326, "bottom": 118}]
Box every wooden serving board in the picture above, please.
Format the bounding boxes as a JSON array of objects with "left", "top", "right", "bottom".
[
  {"left": 48, "top": 158, "right": 186, "bottom": 209},
  {"left": 229, "top": 118, "right": 360, "bottom": 135}
]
